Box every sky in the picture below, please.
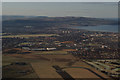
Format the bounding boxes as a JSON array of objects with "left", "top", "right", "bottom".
[
  {"left": 2, "top": 2, "right": 118, "bottom": 18},
  {"left": 2, "top": 0, "right": 120, "bottom": 2}
]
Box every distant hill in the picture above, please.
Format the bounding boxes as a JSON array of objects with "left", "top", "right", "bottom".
[
  {"left": 2, "top": 16, "right": 118, "bottom": 33},
  {"left": 2, "top": 15, "right": 48, "bottom": 21}
]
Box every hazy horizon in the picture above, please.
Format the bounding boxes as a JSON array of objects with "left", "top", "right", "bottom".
[{"left": 2, "top": 2, "right": 118, "bottom": 18}]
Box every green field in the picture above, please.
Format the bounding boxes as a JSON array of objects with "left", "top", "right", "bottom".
[
  {"left": 2, "top": 53, "right": 75, "bottom": 78},
  {"left": 2, "top": 34, "right": 59, "bottom": 38},
  {"left": 2, "top": 55, "right": 42, "bottom": 66},
  {"left": 3, "top": 62, "right": 38, "bottom": 78},
  {"left": 32, "top": 50, "right": 68, "bottom": 55}
]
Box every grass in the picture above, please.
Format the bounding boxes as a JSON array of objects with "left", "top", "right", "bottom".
[
  {"left": 32, "top": 50, "right": 68, "bottom": 55},
  {"left": 2, "top": 55, "right": 40, "bottom": 78},
  {"left": 3, "top": 63, "right": 38, "bottom": 78},
  {"left": 19, "top": 72, "right": 39, "bottom": 78},
  {"left": 3, "top": 53, "right": 109, "bottom": 78},
  {"left": 2, "top": 55, "right": 41, "bottom": 66},
  {"left": 19, "top": 42, "right": 31, "bottom": 45},
  {"left": 2, "top": 34, "right": 59, "bottom": 38},
  {"left": 3, "top": 53, "right": 75, "bottom": 78}
]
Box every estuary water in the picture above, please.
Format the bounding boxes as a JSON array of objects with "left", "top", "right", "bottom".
[{"left": 70, "top": 25, "right": 118, "bottom": 33}]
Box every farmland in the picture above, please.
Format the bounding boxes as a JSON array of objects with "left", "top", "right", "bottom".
[
  {"left": 3, "top": 62, "right": 38, "bottom": 78},
  {"left": 3, "top": 50, "right": 110, "bottom": 79},
  {"left": 2, "top": 21, "right": 119, "bottom": 79},
  {"left": 32, "top": 50, "right": 68, "bottom": 55},
  {"left": 2, "top": 34, "right": 59, "bottom": 38},
  {"left": 3, "top": 51, "right": 76, "bottom": 78}
]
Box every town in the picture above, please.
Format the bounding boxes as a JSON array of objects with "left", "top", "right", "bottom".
[{"left": 2, "top": 28, "right": 120, "bottom": 79}]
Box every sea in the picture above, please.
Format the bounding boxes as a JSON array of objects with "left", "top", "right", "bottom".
[{"left": 70, "top": 25, "right": 118, "bottom": 33}]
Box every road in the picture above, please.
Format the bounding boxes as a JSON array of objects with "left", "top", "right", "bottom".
[{"left": 53, "top": 65, "right": 75, "bottom": 80}]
